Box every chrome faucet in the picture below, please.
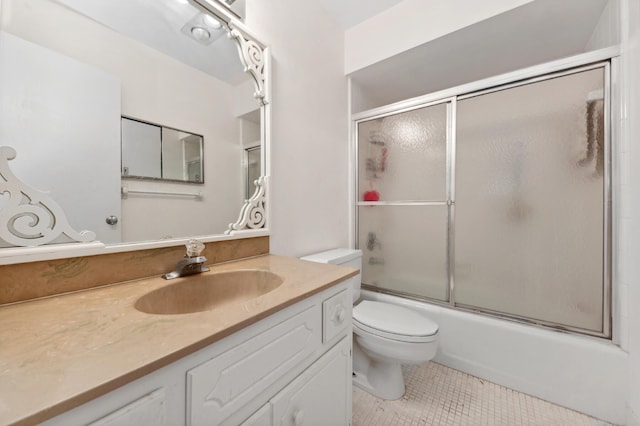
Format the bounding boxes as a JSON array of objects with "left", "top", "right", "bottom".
[{"left": 163, "top": 239, "right": 210, "bottom": 280}]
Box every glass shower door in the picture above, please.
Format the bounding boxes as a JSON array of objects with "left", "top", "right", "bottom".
[
  {"left": 454, "top": 66, "right": 607, "bottom": 333},
  {"left": 357, "top": 102, "right": 450, "bottom": 301}
]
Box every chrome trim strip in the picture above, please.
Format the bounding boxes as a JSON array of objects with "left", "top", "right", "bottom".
[
  {"left": 454, "top": 302, "right": 610, "bottom": 338},
  {"left": 348, "top": 78, "right": 357, "bottom": 248},
  {"left": 353, "top": 97, "right": 455, "bottom": 125},
  {"left": 354, "top": 116, "right": 360, "bottom": 248},
  {"left": 603, "top": 61, "right": 612, "bottom": 338},
  {"left": 609, "top": 57, "right": 621, "bottom": 345},
  {"left": 362, "top": 285, "right": 609, "bottom": 339},
  {"left": 448, "top": 98, "right": 457, "bottom": 306},
  {"left": 457, "top": 62, "right": 610, "bottom": 101}
]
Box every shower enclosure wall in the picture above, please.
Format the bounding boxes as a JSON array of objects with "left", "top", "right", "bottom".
[{"left": 355, "top": 62, "right": 610, "bottom": 338}]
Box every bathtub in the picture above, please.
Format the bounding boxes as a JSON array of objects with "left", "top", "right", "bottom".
[{"left": 360, "top": 289, "right": 628, "bottom": 425}]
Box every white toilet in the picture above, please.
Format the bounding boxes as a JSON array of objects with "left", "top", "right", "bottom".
[{"left": 301, "top": 248, "right": 438, "bottom": 400}]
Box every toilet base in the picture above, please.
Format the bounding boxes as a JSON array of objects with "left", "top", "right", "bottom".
[
  {"left": 353, "top": 362, "right": 405, "bottom": 400},
  {"left": 353, "top": 337, "right": 406, "bottom": 400}
]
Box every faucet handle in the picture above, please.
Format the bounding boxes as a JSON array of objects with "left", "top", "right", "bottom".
[{"left": 185, "top": 239, "right": 205, "bottom": 257}]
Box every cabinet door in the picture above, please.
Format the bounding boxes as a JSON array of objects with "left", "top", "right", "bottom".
[
  {"left": 241, "top": 404, "right": 272, "bottom": 426},
  {"left": 188, "top": 305, "right": 322, "bottom": 425},
  {"left": 271, "top": 337, "right": 351, "bottom": 426},
  {"left": 89, "top": 389, "right": 166, "bottom": 426},
  {"left": 322, "top": 289, "right": 352, "bottom": 344}
]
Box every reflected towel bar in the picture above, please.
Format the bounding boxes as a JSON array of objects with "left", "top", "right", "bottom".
[{"left": 121, "top": 186, "right": 203, "bottom": 199}]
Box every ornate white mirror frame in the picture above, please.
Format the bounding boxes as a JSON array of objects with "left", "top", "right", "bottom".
[{"left": 0, "top": 0, "right": 270, "bottom": 265}]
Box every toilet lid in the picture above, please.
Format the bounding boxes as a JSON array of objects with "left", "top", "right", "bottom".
[{"left": 353, "top": 301, "right": 438, "bottom": 340}]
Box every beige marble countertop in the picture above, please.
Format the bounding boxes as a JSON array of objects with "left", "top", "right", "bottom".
[{"left": 0, "top": 254, "right": 358, "bottom": 426}]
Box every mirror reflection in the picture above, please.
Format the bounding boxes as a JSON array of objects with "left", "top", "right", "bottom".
[
  {"left": 245, "top": 146, "right": 261, "bottom": 198},
  {"left": 0, "top": 0, "right": 265, "bottom": 247},
  {"left": 121, "top": 117, "right": 204, "bottom": 183}
]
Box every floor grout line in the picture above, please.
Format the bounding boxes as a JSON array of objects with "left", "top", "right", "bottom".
[{"left": 352, "top": 362, "right": 615, "bottom": 426}]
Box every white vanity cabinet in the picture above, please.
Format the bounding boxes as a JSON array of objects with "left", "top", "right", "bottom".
[
  {"left": 43, "top": 278, "right": 354, "bottom": 426},
  {"left": 237, "top": 334, "right": 351, "bottom": 426},
  {"left": 270, "top": 336, "right": 351, "bottom": 426}
]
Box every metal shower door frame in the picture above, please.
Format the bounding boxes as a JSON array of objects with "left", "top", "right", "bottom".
[{"left": 352, "top": 49, "right": 614, "bottom": 339}]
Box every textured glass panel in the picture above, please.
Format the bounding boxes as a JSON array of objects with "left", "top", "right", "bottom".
[
  {"left": 454, "top": 68, "right": 605, "bottom": 332},
  {"left": 358, "top": 205, "right": 449, "bottom": 301},
  {"left": 246, "top": 147, "right": 261, "bottom": 198},
  {"left": 357, "top": 103, "right": 447, "bottom": 202}
]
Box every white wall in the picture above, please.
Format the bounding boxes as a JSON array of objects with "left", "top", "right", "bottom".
[
  {"left": 344, "top": 0, "right": 534, "bottom": 74},
  {"left": 620, "top": 0, "right": 640, "bottom": 423},
  {"left": 0, "top": 32, "right": 122, "bottom": 245},
  {"left": 245, "top": 0, "right": 350, "bottom": 257},
  {"left": 242, "top": 0, "right": 640, "bottom": 422},
  {"left": 586, "top": 0, "right": 620, "bottom": 51}
]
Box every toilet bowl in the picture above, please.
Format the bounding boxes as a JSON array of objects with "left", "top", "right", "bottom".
[
  {"left": 353, "top": 300, "right": 438, "bottom": 399},
  {"left": 300, "top": 248, "right": 439, "bottom": 400}
]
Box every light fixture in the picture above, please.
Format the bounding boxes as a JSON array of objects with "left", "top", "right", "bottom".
[
  {"left": 181, "top": 12, "right": 225, "bottom": 45},
  {"left": 202, "top": 14, "right": 222, "bottom": 30},
  {"left": 190, "top": 26, "right": 211, "bottom": 42}
]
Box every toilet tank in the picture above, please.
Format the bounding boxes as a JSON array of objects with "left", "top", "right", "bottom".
[{"left": 300, "top": 248, "right": 362, "bottom": 302}]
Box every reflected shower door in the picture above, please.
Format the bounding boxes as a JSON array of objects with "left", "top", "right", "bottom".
[
  {"left": 454, "top": 67, "right": 606, "bottom": 333},
  {"left": 357, "top": 102, "right": 450, "bottom": 301}
]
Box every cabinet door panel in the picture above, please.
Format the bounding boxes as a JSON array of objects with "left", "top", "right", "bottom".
[
  {"left": 89, "top": 389, "right": 166, "bottom": 426},
  {"left": 271, "top": 338, "right": 351, "bottom": 426},
  {"left": 241, "top": 404, "right": 272, "bottom": 426},
  {"left": 188, "top": 305, "right": 322, "bottom": 425}
]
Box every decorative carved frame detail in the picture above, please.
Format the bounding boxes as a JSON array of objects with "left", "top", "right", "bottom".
[
  {"left": 225, "top": 23, "right": 269, "bottom": 233},
  {"left": 0, "top": 146, "right": 96, "bottom": 246},
  {"left": 226, "top": 176, "right": 267, "bottom": 234},
  {"left": 228, "top": 25, "right": 269, "bottom": 105}
]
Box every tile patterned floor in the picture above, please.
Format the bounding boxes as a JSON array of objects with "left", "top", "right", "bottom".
[{"left": 352, "top": 362, "right": 614, "bottom": 426}]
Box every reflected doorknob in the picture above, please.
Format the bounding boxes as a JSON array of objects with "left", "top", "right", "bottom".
[{"left": 105, "top": 215, "right": 118, "bottom": 225}]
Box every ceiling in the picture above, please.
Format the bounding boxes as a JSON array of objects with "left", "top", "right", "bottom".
[
  {"left": 336, "top": 0, "right": 611, "bottom": 110},
  {"left": 55, "top": 0, "right": 245, "bottom": 83}
]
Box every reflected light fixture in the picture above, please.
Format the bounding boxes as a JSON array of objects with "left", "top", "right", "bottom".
[
  {"left": 190, "top": 26, "right": 211, "bottom": 41},
  {"left": 202, "top": 14, "right": 222, "bottom": 30},
  {"left": 181, "top": 12, "right": 225, "bottom": 45}
]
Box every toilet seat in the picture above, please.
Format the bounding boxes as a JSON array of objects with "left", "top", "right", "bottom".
[{"left": 353, "top": 300, "right": 438, "bottom": 343}]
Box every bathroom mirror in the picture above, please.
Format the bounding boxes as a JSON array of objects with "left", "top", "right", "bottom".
[
  {"left": 0, "top": 0, "right": 269, "bottom": 252},
  {"left": 121, "top": 117, "right": 205, "bottom": 183}
]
